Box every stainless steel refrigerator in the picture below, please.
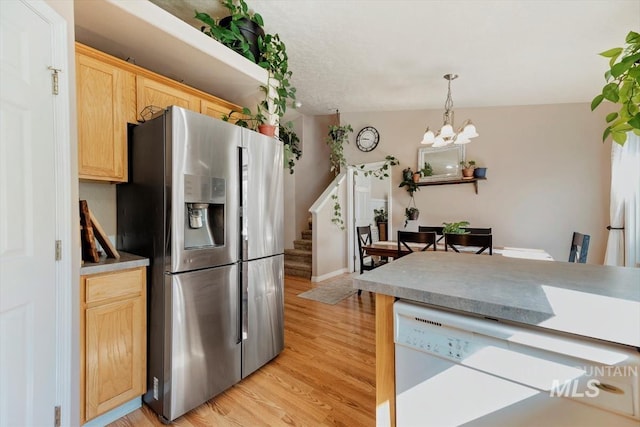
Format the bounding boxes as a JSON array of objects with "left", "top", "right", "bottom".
[{"left": 117, "top": 106, "right": 284, "bottom": 423}]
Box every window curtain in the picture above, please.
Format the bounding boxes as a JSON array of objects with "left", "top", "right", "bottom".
[{"left": 604, "top": 133, "right": 640, "bottom": 267}]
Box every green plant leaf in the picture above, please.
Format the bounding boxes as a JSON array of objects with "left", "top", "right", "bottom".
[
  {"left": 591, "top": 94, "right": 604, "bottom": 111},
  {"left": 611, "top": 60, "right": 634, "bottom": 78},
  {"left": 606, "top": 112, "right": 619, "bottom": 123},
  {"left": 602, "top": 82, "right": 620, "bottom": 102},
  {"left": 599, "top": 47, "right": 623, "bottom": 58},
  {"left": 253, "top": 13, "right": 264, "bottom": 26},
  {"left": 612, "top": 131, "right": 628, "bottom": 144},
  {"left": 628, "top": 113, "right": 640, "bottom": 129},
  {"left": 626, "top": 31, "right": 640, "bottom": 44},
  {"left": 602, "top": 126, "right": 612, "bottom": 142}
]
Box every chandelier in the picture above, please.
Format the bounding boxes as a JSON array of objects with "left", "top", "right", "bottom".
[{"left": 420, "top": 74, "right": 479, "bottom": 147}]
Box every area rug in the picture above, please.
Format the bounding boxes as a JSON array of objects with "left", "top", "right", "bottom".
[{"left": 297, "top": 275, "right": 358, "bottom": 305}]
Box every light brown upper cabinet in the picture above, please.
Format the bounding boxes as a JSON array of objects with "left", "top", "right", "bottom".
[
  {"left": 76, "top": 42, "right": 245, "bottom": 183},
  {"left": 136, "top": 76, "right": 201, "bottom": 119},
  {"left": 76, "top": 48, "right": 136, "bottom": 182}
]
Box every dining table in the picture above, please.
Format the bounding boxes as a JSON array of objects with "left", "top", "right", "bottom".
[{"left": 363, "top": 240, "right": 554, "bottom": 261}]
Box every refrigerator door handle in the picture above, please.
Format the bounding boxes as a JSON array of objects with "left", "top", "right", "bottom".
[{"left": 240, "top": 263, "right": 248, "bottom": 344}]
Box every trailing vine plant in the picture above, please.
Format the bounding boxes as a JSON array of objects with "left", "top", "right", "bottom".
[
  {"left": 357, "top": 155, "right": 400, "bottom": 179},
  {"left": 591, "top": 30, "right": 640, "bottom": 145},
  {"left": 331, "top": 193, "right": 345, "bottom": 230},
  {"left": 279, "top": 121, "right": 301, "bottom": 174},
  {"left": 326, "top": 123, "right": 353, "bottom": 176}
]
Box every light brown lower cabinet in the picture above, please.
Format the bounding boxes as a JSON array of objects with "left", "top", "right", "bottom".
[{"left": 80, "top": 267, "right": 147, "bottom": 424}]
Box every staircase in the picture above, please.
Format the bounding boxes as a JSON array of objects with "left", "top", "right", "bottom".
[{"left": 284, "top": 219, "right": 312, "bottom": 279}]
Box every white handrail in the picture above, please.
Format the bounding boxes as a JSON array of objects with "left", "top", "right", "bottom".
[{"left": 309, "top": 171, "right": 346, "bottom": 213}]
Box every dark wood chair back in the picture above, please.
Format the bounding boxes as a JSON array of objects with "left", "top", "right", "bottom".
[
  {"left": 397, "top": 231, "right": 437, "bottom": 258},
  {"left": 356, "top": 225, "right": 388, "bottom": 278},
  {"left": 445, "top": 233, "right": 493, "bottom": 255},
  {"left": 418, "top": 226, "right": 492, "bottom": 243},
  {"left": 418, "top": 226, "right": 444, "bottom": 242},
  {"left": 464, "top": 227, "right": 492, "bottom": 234},
  {"left": 569, "top": 232, "right": 590, "bottom": 263}
]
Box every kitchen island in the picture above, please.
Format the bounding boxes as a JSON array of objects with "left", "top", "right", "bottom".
[{"left": 353, "top": 252, "right": 640, "bottom": 427}]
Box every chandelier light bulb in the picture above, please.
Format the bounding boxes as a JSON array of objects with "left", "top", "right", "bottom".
[
  {"left": 440, "top": 124, "right": 455, "bottom": 138},
  {"left": 432, "top": 136, "right": 447, "bottom": 148},
  {"left": 418, "top": 73, "right": 479, "bottom": 146},
  {"left": 421, "top": 129, "right": 435, "bottom": 144}
]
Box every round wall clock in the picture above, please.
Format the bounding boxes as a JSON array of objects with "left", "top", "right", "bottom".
[{"left": 356, "top": 126, "right": 380, "bottom": 152}]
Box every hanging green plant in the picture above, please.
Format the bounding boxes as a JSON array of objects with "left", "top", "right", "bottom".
[
  {"left": 591, "top": 30, "right": 640, "bottom": 145},
  {"left": 279, "top": 121, "right": 301, "bottom": 174},
  {"left": 326, "top": 124, "right": 353, "bottom": 175},
  {"left": 331, "top": 193, "right": 345, "bottom": 230},
  {"left": 357, "top": 155, "right": 400, "bottom": 179}
]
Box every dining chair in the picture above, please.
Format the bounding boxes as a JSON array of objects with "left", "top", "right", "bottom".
[
  {"left": 356, "top": 225, "right": 388, "bottom": 294},
  {"left": 397, "top": 231, "right": 437, "bottom": 258},
  {"left": 569, "top": 232, "right": 590, "bottom": 263},
  {"left": 418, "top": 226, "right": 492, "bottom": 243},
  {"left": 445, "top": 233, "right": 493, "bottom": 255},
  {"left": 418, "top": 226, "right": 444, "bottom": 242},
  {"left": 464, "top": 227, "right": 492, "bottom": 234}
]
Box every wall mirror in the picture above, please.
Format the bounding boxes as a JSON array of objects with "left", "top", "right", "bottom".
[{"left": 417, "top": 145, "right": 465, "bottom": 181}]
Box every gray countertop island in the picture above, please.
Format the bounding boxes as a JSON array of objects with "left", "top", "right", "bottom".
[
  {"left": 353, "top": 252, "right": 640, "bottom": 427},
  {"left": 354, "top": 251, "right": 640, "bottom": 347}
]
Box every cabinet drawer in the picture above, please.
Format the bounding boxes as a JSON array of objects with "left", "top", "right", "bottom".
[{"left": 84, "top": 268, "right": 144, "bottom": 304}]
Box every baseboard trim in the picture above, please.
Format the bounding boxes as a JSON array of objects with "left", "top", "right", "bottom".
[
  {"left": 83, "top": 397, "right": 141, "bottom": 427},
  {"left": 311, "top": 268, "right": 350, "bottom": 282}
]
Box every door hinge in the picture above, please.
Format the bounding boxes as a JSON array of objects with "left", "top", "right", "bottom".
[
  {"left": 54, "top": 406, "right": 61, "bottom": 427},
  {"left": 55, "top": 240, "right": 62, "bottom": 261},
  {"left": 47, "top": 66, "right": 62, "bottom": 95}
]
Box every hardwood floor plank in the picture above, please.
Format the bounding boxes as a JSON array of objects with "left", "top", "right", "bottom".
[{"left": 108, "top": 274, "right": 376, "bottom": 426}]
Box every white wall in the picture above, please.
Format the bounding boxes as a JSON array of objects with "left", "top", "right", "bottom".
[{"left": 341, "top": 103, "right": 612, "bottom": 263}]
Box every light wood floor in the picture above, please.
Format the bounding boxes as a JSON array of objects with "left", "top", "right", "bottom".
[{"left": 108, "top": 275, "right": 376, "bottom": 426}]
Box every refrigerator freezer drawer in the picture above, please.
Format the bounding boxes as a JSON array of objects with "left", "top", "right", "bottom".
[
  {"left": 147, "top": 264, "right": 241, "bottom": 422},
  {"left": 242, "top": 255, "right": 284, "bottom": 378}
]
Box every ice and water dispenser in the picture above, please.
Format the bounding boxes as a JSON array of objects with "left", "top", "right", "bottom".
[{"left": 183, "top": 174, "right": 225, "bottom": 249}]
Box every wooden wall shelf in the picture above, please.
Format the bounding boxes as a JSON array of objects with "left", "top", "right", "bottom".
[{"left": 416, "top": 177, "right": 487, "bottom": 194}]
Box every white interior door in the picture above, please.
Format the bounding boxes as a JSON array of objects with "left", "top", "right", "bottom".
[{"left": 0, "top": 1, "right": 61, "bottom": 425}]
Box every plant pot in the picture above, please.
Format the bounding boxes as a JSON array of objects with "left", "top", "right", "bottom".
[
  {"left": 473, "top": 167, "right": 487, "bottom": 178},
  {"left": 258, "top": 124, "right": 276, "bottom": 137},
  {"left": 462, "top": 168, "right": 475, "bottom": 178},
  {"left": 412, "top": 172, "right": 421, "bottom": 183},
  {"left": 377, "top": 222, "right": 388, "bottom": 241},
  {"left": 407, "top": 210, "right": 420, "bottom": 220},
  {"left": 220, "top": 17, "right": 264, "bottom": 63}
]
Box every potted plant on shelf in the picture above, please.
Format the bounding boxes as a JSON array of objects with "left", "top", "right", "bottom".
[
  {"left": 459, "top": 160, "right": 476, "bottom": 179},
  {"left": 399, "top": 167, "right": 420, "bottom": 196},
  {"left": 197, "top": 0, "right": 297, "bottom": 132},
  {"left": 195, "top": 0, "right": 264, "bottom": 64},
  {"left": 420, "top": 162, "right": 433, "bottom": 178},
  {"left": 591, "top": 30, "right": 640, "bottom": 145}
]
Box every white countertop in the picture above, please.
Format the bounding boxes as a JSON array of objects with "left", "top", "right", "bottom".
[{"left": 353, "top": 252, "right": 640, "bottom": 347}]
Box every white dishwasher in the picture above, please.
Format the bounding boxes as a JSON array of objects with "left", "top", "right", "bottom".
[{"left": 394, "top": 300, "right": 640, "bottom": 427}]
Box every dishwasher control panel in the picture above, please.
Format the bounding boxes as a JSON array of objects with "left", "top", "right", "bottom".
[{"left": 395, "top": 324, "right": 477, "bottom": 361}]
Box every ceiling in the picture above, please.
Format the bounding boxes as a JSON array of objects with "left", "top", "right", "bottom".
[{"left": 144, "top": 1, "right": 639, "bottom": 115}]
